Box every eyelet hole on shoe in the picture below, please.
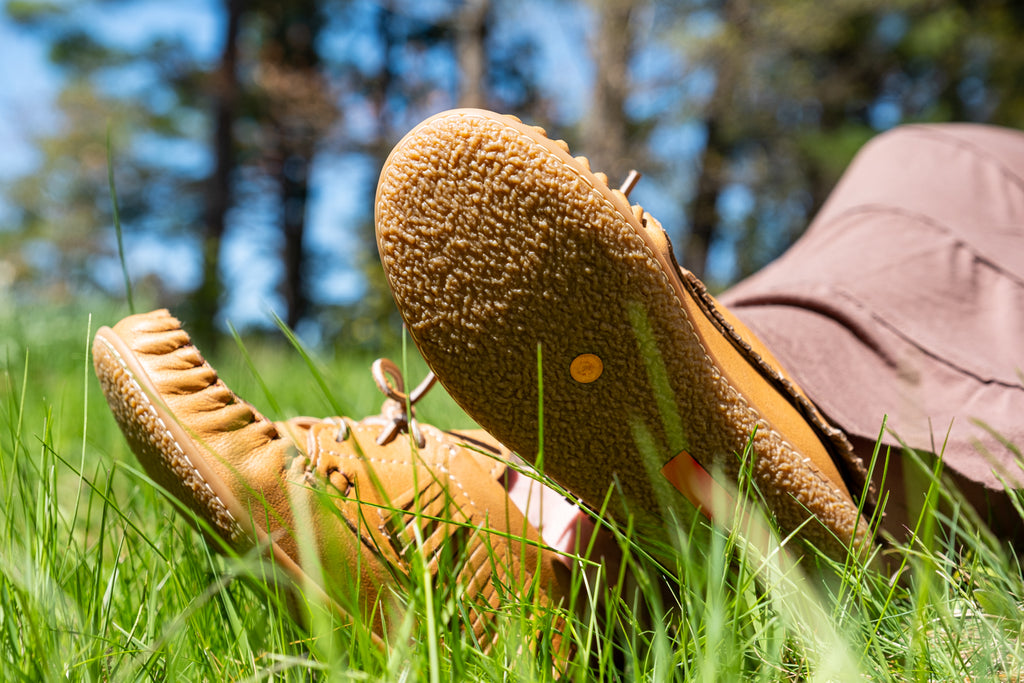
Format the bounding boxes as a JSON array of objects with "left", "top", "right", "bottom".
[
  {"left": 570, "top": 353, "right": 603, "bottom": 384},
  {"left": 326, "top": 467, "right": 354, "bottom": 497},
  {"left": 330, "top": 417, "right": 350, "bottom": 442}
]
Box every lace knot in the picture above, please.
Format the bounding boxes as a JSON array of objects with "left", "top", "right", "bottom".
[{"left": 371, "top": 358, "right": 437, "bottom": 447}]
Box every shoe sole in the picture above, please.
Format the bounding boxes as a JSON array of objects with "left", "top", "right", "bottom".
[
  {"left": 376, "top": 109, "right": 865, "bottom": 553},
  {"left": 92, "top": 323, "right": 362, "bottom": 631}
]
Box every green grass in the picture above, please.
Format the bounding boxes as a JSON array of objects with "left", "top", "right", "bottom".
[{"left": 1, "top": 301, "right": 1022, "bottom": 681}]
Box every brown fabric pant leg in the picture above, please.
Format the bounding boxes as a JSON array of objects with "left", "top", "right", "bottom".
[{"left": 719, "top": 123, "right": 1024, "bottom": 543}]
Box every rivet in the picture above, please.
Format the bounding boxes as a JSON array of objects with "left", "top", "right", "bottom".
[{"left": 570, "top": 353, "right": 603, "bottom": 383}]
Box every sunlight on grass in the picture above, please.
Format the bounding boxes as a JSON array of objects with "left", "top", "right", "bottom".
[{"left": 0, "top": 304, "right": 1021, "bottom": 681}]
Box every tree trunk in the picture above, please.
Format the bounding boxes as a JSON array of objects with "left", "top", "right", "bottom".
[
  {"left": 684, "top": 117, "right": 725, "bottom": 279},
  {"left": 193, "top": 0, "right": 243, "bottom": 346},
  {"left": 683, "top": 0, "right": 746, "bottom": 280},
  {"left": 456, "top": 0, "right": 489, "bottom": 108},
  {"left": 260, "top": 0, "right": 328, "bottom": 331},
  {"left": 582, "top": 0, "right": 634, "bottom": 184},
  {"left": 280, "top": 151, "right": 311, "bottom": 329}
]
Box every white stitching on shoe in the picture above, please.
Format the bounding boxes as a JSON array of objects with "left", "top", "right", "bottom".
[
  {"left": 97, "top": 335, "right": 242, "bottom": 533},
  {"left": 320, "top": 435, "right": 484, "bottom": 512}
]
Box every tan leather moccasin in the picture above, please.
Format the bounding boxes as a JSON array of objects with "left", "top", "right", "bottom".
[
  {"left": 92, "top": 309, "right": 567, "bottom": 647},
  {"left": 375, "top": 109, "right": 874, "bottom": 559}
]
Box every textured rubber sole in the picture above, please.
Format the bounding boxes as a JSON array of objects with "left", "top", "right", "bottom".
[
  {"left": 92, "top": 321, "right": 350, "bottom": 625},
  {"left": 376, "top": 109, "right": 865, "bottom": 554},
  {"left": 94, "top": 328, "right": 249, "bottom": 541}
]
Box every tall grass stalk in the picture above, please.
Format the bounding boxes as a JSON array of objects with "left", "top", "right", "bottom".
[{"left": 0, "top": 304, "right": 1021, "bottom": 680}]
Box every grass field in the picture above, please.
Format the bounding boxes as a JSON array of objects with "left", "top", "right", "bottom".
[{"left": 1, "top": 300, "right": 1022, "bottom": 681}]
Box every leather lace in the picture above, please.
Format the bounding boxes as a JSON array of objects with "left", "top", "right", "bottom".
[{"left": 371, "top": 358, "right": 437, "bottom": 448}]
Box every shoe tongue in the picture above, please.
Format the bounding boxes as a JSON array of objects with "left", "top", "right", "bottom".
[{"left": 443, "top": 429, "right": 509, "bottom": 482}]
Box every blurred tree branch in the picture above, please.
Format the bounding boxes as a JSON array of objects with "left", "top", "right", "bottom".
[{"left": 7, "top": 0, "right": 1024, "bottom": 343}]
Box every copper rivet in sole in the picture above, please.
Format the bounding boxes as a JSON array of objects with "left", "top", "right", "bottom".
[{"left": 570, "top": 353, "right": 603, "bottom": 384}]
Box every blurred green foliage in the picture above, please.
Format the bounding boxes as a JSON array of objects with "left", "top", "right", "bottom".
[{"left": 4, "top": 0, "right": 1024, "bottom": 348}]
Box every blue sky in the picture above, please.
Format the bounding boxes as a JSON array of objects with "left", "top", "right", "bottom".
[
  {"left": 0, "top": 0, "right": 721, "bottom": 331},
  {"left": 0, "top": 1, "right": 60, "bottom": 183},
  {"left": 0, "top": 0, "right": 223, "bottom": 176}
]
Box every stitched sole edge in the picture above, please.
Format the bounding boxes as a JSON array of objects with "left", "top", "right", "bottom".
[{"left": 92, "top": 326, "right": 355, "bottom": 630}]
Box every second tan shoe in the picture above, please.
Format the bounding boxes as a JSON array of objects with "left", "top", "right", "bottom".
[
  {"left": 375, "top": 109, "right": 875, "bottom": 560},
  {"left": 92, "top": 309, "right": 568, "bottom": 648}
]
